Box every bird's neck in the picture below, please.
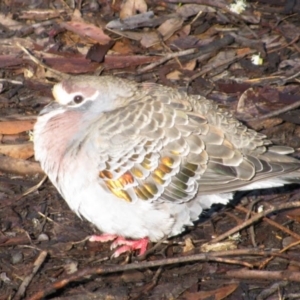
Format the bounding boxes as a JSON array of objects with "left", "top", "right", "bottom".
[{"left": 34, "top": 109, "right": 87, "bottom": 184}]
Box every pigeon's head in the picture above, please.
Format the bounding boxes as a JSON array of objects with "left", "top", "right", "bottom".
[
  {"left": 42, "top": 75, "right": 139, "bottom": 116},
  {"left": 34, "top": 75, "right": 140, "bottom": 175}
]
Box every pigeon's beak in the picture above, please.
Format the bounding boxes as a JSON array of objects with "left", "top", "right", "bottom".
[{"left": 39, "top": 101, "right": 63, "bottom": 115}]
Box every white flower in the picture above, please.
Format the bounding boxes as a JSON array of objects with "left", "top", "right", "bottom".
[
  {"left": 228, "top": 0, "right": 247, "bottom": 14},
  {"left": 257, "top": 205, "right": 264, "bottom": 213},
  {"left": 251, "top": 54, "right": 263, "bottom": 65}
]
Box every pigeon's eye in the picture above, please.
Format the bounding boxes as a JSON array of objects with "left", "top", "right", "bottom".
[{"left": 73, "top": 95, "right": 84, "bottom": 104}]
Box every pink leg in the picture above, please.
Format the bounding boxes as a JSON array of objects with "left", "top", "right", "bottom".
[
  {"left": 89, "top": 234, "right": 149, "bottom": 257},
  {"left": 110, "top": 237, "right": 149, "bottom": 258}
]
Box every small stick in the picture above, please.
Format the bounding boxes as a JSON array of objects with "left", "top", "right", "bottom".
[
  {"left": 236, "top": 205, "right": 300, "bottom": 241},
  {"left": 210, "top": 201, "right": 300, "bottom": 244},
  {"left": 14, "top": 251, "right": 48, "bottom": 300},
  {"left": 28, "top": 248, "right": 285, "bottom": 300},
  {"left": 227, "top": 269, "right": 300, "bottom": 282},
  {"left": 246, "top": 100, "right": 300, "bottom": 121},
  {"left": 16, "top": 42, "right": 69, "bottom": 81},
  {"left": 137, "top": 49, "right": 197, "bottom": 73}
]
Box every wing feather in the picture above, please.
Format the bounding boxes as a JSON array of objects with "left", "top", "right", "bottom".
[{"left": 92, "top": 81, "right": 300, "bottom": 203}]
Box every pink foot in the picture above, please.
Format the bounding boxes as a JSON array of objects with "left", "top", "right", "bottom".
[
  {"left": 89, "top": 233, "right": 118, "bottom": 243},
  {"left": 89, "top": 234, "right": 149, "bottom": 257},
  {"left": 110, "top": 237, "right": 149, "bottom": 258}
]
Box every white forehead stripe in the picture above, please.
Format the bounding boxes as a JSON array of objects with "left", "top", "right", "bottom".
[
  {"left": 52, "top": 83, "right": 99, "bottom": 105},
  {"left": 52, "top": 83, "right": 71, "bottom": 105}
]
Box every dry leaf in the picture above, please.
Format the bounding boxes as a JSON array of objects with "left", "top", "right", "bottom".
[
  {"left": 109, "top": 15, "right": 183, "bottom": 48},
  {"left": 183, "top": 238, "right": 195, "bottom": 252},
  {"left": 0, "top": 143, "right": 34, "bottom": 159},
  {"left": 107, "top": 11, "right": 156, "bottom": 30},
  {"left": 140, "top": 18, "right": 184, "bottom": 48},
  {"left": 200, "top": 241, "right": 237, "bottom": 252},
  {"left": 177, "top": 4, "right": 216, "bottom": 18},
  {"left": 171, "top": 24, "right": 191, "bottom": 41},
  {"left": 0, "top": 155, "right": 43, "bottom": 176},
  {"left": 184, "top": 59, "right": 196, "bottom": 70},
  {"left": 166, "top": 60, "right": 196, "bottom": 79},
  {"left": 61, "top": 21, "right": 111, "bottom": 44},
  {"left": 184, "top": 284, "right": 239, "bottom": 300},
  {"left": 64, "top": 260, "right": 78, "bottom": 274},
  {"left": 120, "top": 0, "right": 147, "bottom": 20},
  {"left": 112, "top": 40, "right": 134, "bottom": 54},
  {"left": 106, "top": 28, "right": 144, "bottom": 41},
  {"left": 240, "top": 10, "right": 261, "bottom": 24},
  {"left": 140, "top": 31, "right": 160, "bottom": 48},
  {"left": 206, "top": 50, "right": 237, "bottom": 73},
  {"left": 0, "top": 13, "right": 23, "bottom": 29},
  {"left": 0, "top": 120, "right": 35, "bottom": 134},
  {"left": 157, "top": 17, "right": 184, "bottom": 41},
  {"left": 86, "top": 42, "right": 114, "bottom": 63},
  {"left": 236, "top": 47, "right": 252, "bottom": 56},
  {"left": 166, "top": 70, "right": 182, "bottom": 80},
  {"left": 16, "top": 9, "right": 65, "bottom": 21},
  {"left": 286, "top": 208, "right": 300, "bottom": 222}
]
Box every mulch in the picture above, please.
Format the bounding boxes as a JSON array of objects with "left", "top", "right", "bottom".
[{"left": 1, "top": 0, "right": 300, "bottom": 299}]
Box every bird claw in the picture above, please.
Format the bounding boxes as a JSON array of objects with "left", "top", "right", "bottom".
[
  {"left": 111, "top": 245, "right": 133, "bottom": 258},
  {"left": 89, "top": 234, "right": 149, "bottom": 257},
  {"left": 111, "top": 237, "right": 149, "bottom": 257}
]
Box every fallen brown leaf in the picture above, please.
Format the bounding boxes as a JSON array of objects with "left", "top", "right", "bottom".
[
  {"left": 61, "top": 21, "right": 111, "bottom": 44},
  {"left": 0, "top": 155, "right": 43, "bottom": 176},
  {"left": 0, "top": 143, "right": 34, "bottom": 159},
  {"left": 120, "top": 0, "right": 147, "bottom": 20},
  {"left": 183, "top": 238, "right": 195, "bottom": 253},
  {"left": 0, "top": 120, "right": 35, "bottom": 134},
  {"left": 286, "top": 208, "right": 300, "bottom": 222},
  {"left": 184, "top": 284, "right": 239, "bottom": 300},
  {"left": 157, "top": 17, "right": 184, "bottom": 41}
]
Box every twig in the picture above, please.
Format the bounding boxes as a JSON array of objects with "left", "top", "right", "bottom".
[
  {"left": 132, "top": 266, "right": 163, "bottom": 300},
  {"left": 259, "top": 239, "right": 300, "bottom": 270},
  {"left": 137, "top": 236, "right": 168, "bottom": 261},
  {"left": 187, "top": 50, "right": 255, "bottom": 83},
  {"left": 0, "top": 79, "right": 23, "bottom": 85},
  {"left": 206, "top": 256, "right": 253, "bottom": 268},
  {"left": 22, "top": 175, "right": 47, "bottom": 197},
  {"left": 137, "top": 49, "right": 197, "bottom": 74},
  {"left": 246, "top": 100, "right": 300, "bottom": 122},
  {"left": 27, "top": 248, "right": 281, "bottom": 300},
  {"left": 256, "top": 281, "right": 288, "bottom": 300},
  {"left": 235, "top": 205, "right": 300, "bottom": 241},
  {"left": 16, "top": 42, "right": 69, "bottom": 81},
  {"left": 189, "top": 10, "right": 203, "bottom": 26},
  {"left": 210, "top": 201, "right": 300, "bottom": 244},
  {"left": 268, "top": 35, "right": 300, "bottom": 54},
  {"left": 235, "top": 200, "right": 300, "bottom": 269},
  {"left": 242, "top": 197, "right": 260, "bottom": 247},
  {"left": 163, "top": 0, "right": 228, "bottom": 11},
  {"left": 227, "top": 269, "right": 300, "bottom": 282},
  {"left": 14, "top": 251, "right": 47, "bottom": 300}
]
